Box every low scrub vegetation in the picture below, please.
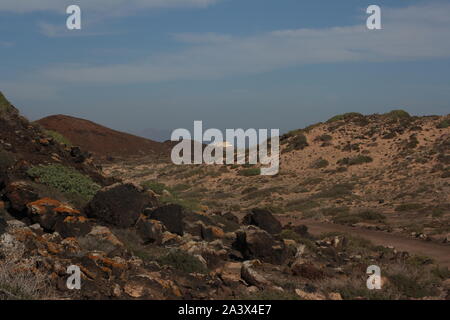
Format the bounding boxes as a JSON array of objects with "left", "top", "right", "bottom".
[
  {"left": 158, "top": 249, "right": 208, "bottom": 274},
  {"left": 386, "top": 109, "right": 411, "bottom": 120},
  {"left": 141, "top": 180, "right": 167, "bottom": 195},
  {"left": 310, "top": 158, "right": 329, "bottom": 169},
  {"left": 0, "top": 92, "right": 12, "bottom": 114},
  {"left": 27, "top": 164, "right": 100, "bottom": 202},
  {"left": 0, "top": 149, "right": 15, "bottom": 169},
  {"left": 338, "top": 155, "right": 373, "bottom": 166},
  {"left": 326, "top": 112, "right": 363, "bottom": 123},
  {"left": 0, "top": 247, "right": 53, "bottom": 300},
  {"left": 286, "top": 198, "right": 320, "bottom": 211},
  {"left": 332, "top": 210, "right": 385, "bottom": 225},
  {"left": 44, "top": 130, "right": 72, "bottom": 146},
  {"left": 238, "top": 168, "right": 261, "bottom": 176},
  {"left": 395, "top": 203, "right": 423, "bottom": 212},
  {"left": 315, "top": 183, "right": 354, "bottom": 198},
  {"left": 437, "top": 119, "right": 450, "bottom": 129}
]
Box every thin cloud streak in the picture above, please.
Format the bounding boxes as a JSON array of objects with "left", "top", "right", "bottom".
[
  {"left": 0, "top": 0, "right": 220, "bottom": 13},
  {"left": 39, "top": 3, "right": 450, "bottom": 85}
]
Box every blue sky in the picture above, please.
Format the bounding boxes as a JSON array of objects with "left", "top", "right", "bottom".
[{"left": 0, "top": 0, "right": 449, "bottom": 138}]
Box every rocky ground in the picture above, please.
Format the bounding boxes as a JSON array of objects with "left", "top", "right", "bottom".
[{"left": 1, "top": 92, "right": 449, "bottom": 300}]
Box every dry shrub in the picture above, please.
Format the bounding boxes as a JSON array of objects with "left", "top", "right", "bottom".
[{"left": 0, "top": 240, "right": 54, "bottom": 300}]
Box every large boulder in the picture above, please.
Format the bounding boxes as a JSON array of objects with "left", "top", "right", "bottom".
[
  {"left": 147, "top": 204, "right": 185, "bottom": 236},
  {"left": 86, "top": 183, "right": 156, "bottom": 228},
  {"left": 26, "top": 198, "right": 84, "bottom": 233},
  {"left": 5, "top": 181, "right": 39, "bottom": 215},
  {"left": 242, "top": 208, "right": 282, "bottom": 235},
  {"left": 233, "top": 226, "right": 288, "bottom": 265}
]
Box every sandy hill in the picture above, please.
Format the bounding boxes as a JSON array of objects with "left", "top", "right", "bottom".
[
  {"left": 106, "top": 110, "right": 450, "bottom": 244},
  {"left": 37, "top": 115, "right": 171, "bottom": 159}
]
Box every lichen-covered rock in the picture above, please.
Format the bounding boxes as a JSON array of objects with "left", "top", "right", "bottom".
[{"left": 27, "top": 198, "right": 83, "bottom": 233}]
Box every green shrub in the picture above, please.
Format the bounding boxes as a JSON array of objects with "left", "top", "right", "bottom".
[
  {"left": 238, "top": 168, "right": 261, "bottom": 176},
  {"left": 333, "top": 210, "right": 385, "bottom": 224},
  {"left": 158, "top": 249, "right": 208, "bottom": 274},
  {"left": 315, "top": 134, "right": 332, "bottom": 142},
  {"left": 0, "top": 149, "right": 15, "bottom": 169},
  {"left": 171, "top": 183, "right": 190, "bottom": 192},
  {"left": 140, "top": 180, "right": 167, "bottom": 195},
  {"left": 311, "top": 158, "right": 329, "bottom": 169},
  {"left": 389, "top": 273, "right": 437, "bottom": 298},
  {"left": 44, "top": 130, "right": 72, "bottom": 146},
  {"left": 27, "top": 164, "right": 100, "bottom": 202},
  {"left": 160, "top": 195, "right": 200, "bottom": 212},
  {"left": 315, "top": 183, "right": 354, "bottom": 198},
  {"left": 386, "top": 110, "right": 411, "bottom": 120},
  {"left": 0, "top": 92, "right": 13, "bottom": 114},
  {"left": 327, "top": 112, "right": 363, "bottom": 123},
  {"left": 395, "top": 203, "right": 422, "bottom": 212},
  {"left": 338, "top": 155, "right": 373, "bottom": 166},
  {"left": 437, "top": 119, "right": 450, "bottom": 129},
  {"left": 286, "top": 198, "right": 320, "bottom": 211},
  {"left": 299, "top": 177, "right": 323, "bottom": 186},
  {"left": 431, "top": 266, "right": 450, "bottom": 280},
  {"left": 405, "top": 135, "right": 419, "bottom": 149},
  {"left": 332, "top": 213, "right": 362, "bottom": 225},
  {"left": 322, "top": 206, "right": 349, "bottom": 216},
  {"left": 289, "top": 133, "right": 309, "bottom": 150},
  {"left": 358, "top": 210, "right": 385, "bottom": 221}
]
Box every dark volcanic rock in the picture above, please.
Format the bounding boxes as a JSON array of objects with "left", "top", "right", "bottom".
[
  {"left": 86, "top": 183, "right": 156, "bottom": 228},
  {"left": 233, "top": 226, "right": 288, "bottom": 265},
  {"left": 5, "top": 181, "right": 39, "bottom": 215},
  {"left": 27, "top": 198, "right": 85, "bottom": 233},
  {"left": 55, "top": 216, "right": 92, "bottom": 238},
  {"left": 242, "top": 208, "right": 282, "bottom": 235},
  {"left": 0, "top": 216, "right": 6, "bottom": 235},
  {"left": 222, "top": 212, "right": 239, "bottom": 224},
  {"left": 147, "top": 204, "right": 185, "bottom": 236}
]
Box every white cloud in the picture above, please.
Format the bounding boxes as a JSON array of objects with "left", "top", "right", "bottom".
[
  {"left": 27, "top": 3, "right": 450, "bottom": 84},
  {"left": 0, "top": 41, "right": 14, "bottom": 47},
  {"left": 37, "top": 21, "right": 113, "bottom": 37},
  {"left": 172, "top": 32, "right": 233, "bottom": 44},
  {"left": 0, "top": 0, "right": 219, "bottom": 13},
  {"left": 0, "top": 81, "right": 60, "bottom": 101}
]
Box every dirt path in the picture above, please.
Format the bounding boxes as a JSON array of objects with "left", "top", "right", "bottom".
[{"left": 281, "top": 218, "right": 450, "bottom": 267}]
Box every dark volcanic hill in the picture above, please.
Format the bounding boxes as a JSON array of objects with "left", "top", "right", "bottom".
[{"left": 37, "top": 115, "right": 171, "bottom": 159}]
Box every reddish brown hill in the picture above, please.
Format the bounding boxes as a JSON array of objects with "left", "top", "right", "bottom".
[{"left": 37, "top": 115, "right": 171, "bottom": 159}]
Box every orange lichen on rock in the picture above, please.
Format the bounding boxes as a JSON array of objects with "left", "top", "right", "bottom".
[{"left": 63, "top": 215, "right": 89, "bottom": 223}]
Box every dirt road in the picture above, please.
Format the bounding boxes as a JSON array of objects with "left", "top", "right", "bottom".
[{"left": 282, "top": 218, "right": 450, "bottom": 267}]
